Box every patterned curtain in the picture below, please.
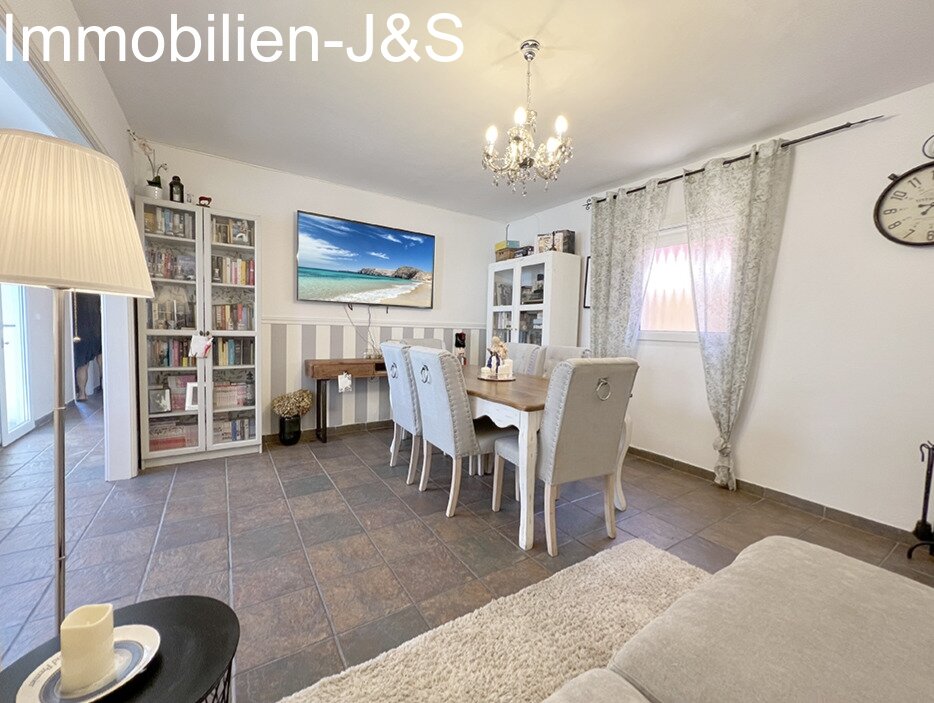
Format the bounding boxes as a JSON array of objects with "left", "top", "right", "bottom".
[
  {"left": 590, "top": 180, "right": 670, "bottom": 357},
  {"left": 685, "top": 140, "right": 793, "bottom": 489}
]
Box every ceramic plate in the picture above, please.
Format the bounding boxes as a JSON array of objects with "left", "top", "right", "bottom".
[{"left": 17, "top": 625, "right": 160, "bottom": 703}]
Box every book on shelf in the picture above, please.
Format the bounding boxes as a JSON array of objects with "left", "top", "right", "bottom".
[
  {"left": 148, "top": 300, "right": 196, "bottom": 330},
  {"left": 213, "top": 337, "right": 255, "bottom": 366},
  {"left": 149, "top": 417, "right": 199, "bottom": 451},
  {"left": 212, "top": 303, "right": 254, "bottom": 331},
  {"left": 145, "top": 205, "right": 194, "bottom": 239},
  {"left": 213, "top": 382, "right": 253, "bottom": 408},
  {"left": 213, "top": 416, "right": 256, "bottom": 443},
  {"left": 147, "top": 247, "right": 196, "bottom": 281},
  {"left": 211, "top": 255, "right": 255, "bottom": 286},
  {"left": 147, "top": 338, "right": 193, "bottom": 367}
]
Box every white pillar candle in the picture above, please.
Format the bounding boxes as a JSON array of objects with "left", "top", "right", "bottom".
[
  {"left": 502, "top": 359, "right": 514, "bottom": 377},
  {"left": 480, "top": 366, "right": 492, "bottom": 378},
  {"left": 60, "top": 603, "right": 116, "bottom": 695}
]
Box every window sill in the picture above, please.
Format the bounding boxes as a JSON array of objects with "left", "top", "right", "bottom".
[{"left": 639, "top": 330, "right": 698, "bottom": 343}]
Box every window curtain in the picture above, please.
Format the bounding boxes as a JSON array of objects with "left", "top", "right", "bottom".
[
  {"left": 590, "top": 180, "right": 670, "bottom": 357},
  {"left": 684, "top": 140, "right": 793, "bottom": 489}
]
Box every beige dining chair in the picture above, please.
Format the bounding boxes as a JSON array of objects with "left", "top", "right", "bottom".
[
  {"left": 505, "top": 342, "right": 543, "bottom": 375},
  {"left": 409, "top": 347, "right": 516, "bottom": 517},
  {"left": 540, "top": 346, "right": 592, "bottom": 378},
  {"left": 492, "top": 358, "right": 639, "bottom": 556},
  {"left": 381, "top": 341, "right": 422, "bottom": 485}
]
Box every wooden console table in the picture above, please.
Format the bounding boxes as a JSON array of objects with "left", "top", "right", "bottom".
[{"left": 304, "top": 358, "right": 387, "bottom": 442}]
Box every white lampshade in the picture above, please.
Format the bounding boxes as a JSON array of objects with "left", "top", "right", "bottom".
[{"left": 0, "top": 129, "right": 153, "bottom": 297}]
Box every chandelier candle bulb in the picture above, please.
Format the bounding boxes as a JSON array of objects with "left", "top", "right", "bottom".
[
  {"left": 485, "top": 125, "right": 498, "bottom": 145},
  {"left": 514, "top": 106, "right": 528, "bottom": 126},
  {"left": 555, "top": 115, "right": 568, "bottom": 135}
]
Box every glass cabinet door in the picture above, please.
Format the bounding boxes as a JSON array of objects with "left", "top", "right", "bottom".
[
  {"left": 518, "top": 261, "right": 546, "bottom": 305},
  {"left": 518, "top": 310, "right": 544, "bottom": 345},
  {"left": 491, "top": 310, "right": 513, "bottom": 342},
  {"left": 207, "top": 213, "right": 258, "bottom": 447},
  {"left": 492, "top": 268, "right": 514, "bottom": 307}
]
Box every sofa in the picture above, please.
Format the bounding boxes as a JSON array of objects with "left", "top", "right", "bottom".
[{"left": 546, "top": 536, "right": 934, "bottom": 702}]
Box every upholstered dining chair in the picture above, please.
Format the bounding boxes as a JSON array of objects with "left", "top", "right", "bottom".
[
  {"left": 380, "top": 341, "right": 423, "bottom": 485},
  {"left": 492, "top": 358, "right": 639, "bottom": 556},
  {"left": 505, "top": 342, "right": 543, "bottom": 376},
  {"left": 540, "top": 346, "right": 592, "bottom": 378},
  {"left": 409, "top": 346, "right": 516, "bottom": 517},
  {"left": 402, "top": 337, "right": 445, "bottom": 350}
]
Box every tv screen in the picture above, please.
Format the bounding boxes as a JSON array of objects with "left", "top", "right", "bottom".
[{"left": 296, "top": 211, "right": 435, "bottom": 309}]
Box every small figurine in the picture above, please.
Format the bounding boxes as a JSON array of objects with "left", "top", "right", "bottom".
[
  {"left": 486, "top": 336, "right": 509, "bottom": 375},
  {"left": 198, "top": 196, "right": 213, "bottom": 207},
  {"left": 168, "top": 175, "right": 185, "bottom": 203}
]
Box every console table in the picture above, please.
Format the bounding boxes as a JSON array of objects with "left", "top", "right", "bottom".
[{"left": 305, "top": 357, "right": 387, "bottom": 442}]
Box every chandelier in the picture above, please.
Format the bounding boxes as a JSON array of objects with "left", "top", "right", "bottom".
[{"left": 482, "top": 39, "right": 573, "bottom": 194}]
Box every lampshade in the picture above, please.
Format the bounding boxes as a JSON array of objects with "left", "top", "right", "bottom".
[{"left": 0, "top": 129, "right": 153, "bottom": 297}]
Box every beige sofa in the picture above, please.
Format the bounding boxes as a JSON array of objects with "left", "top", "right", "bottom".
[{"left": 547, "top": 536, "right": 934, "bottom": 702}]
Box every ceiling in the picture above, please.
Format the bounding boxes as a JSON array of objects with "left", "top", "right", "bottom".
[{"left": 72, "top": 0, "right": 934, "bottom": 221}]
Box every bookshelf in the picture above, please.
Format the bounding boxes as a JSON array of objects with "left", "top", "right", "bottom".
[
  {"left": 486, "top": 251, "right": 581, "bottom": 348},
  {"left": 136, "top": 198, "right": 261, "bottom": 467}
]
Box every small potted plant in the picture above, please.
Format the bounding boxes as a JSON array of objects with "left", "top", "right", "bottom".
[
  {"left": 271, "top": 389, "right": 314, "bottom": 446},
  {"left": 129, "top": 130, "right": 168, "bottom": 199}
]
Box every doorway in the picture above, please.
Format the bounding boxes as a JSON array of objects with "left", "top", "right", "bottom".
[{"left": 0, "top": 283, "right": 35, "bottom": 445}]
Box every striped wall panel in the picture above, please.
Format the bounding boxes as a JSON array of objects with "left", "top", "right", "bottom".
[{"left": 262, "top": 323, "right": 486, "bottom": 434}]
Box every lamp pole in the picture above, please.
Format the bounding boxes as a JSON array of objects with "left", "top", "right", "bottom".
[{"left": 52, "top": 287, "right": 67, "bottom": 625}]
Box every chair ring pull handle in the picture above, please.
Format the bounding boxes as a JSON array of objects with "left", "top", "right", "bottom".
[
  {"left": 596, "top": 378, "right": 612, "bottom": 402},
  {"left": 389, "top": 363, "right": 398, "bottom": 379},
  {"left": 420, "top": 365, "right": 431, "bottom": 384}
]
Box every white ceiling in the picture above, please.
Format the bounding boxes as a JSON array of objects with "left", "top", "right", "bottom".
[{"left": 72, "top": 0, "right": 934, "bottom": 221}]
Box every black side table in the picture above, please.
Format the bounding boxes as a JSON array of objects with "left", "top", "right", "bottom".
[{"left": 0, "top": 596, "right": 239, "bottom": 703}]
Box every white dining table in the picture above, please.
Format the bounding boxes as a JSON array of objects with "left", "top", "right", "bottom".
[{"left": 463, "top": 365, "right": 632, "bottom": 550}]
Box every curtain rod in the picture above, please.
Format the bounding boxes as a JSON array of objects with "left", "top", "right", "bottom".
[{"left": 583, "top": 115, "right": 884, "bottom": 209}]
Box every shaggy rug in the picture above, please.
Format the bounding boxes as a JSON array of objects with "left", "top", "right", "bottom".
[{"left": 281, "top": 540, "right": 708, "bottom": 703}]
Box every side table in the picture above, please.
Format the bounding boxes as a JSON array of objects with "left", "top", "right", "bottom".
[{"left": 0, "top": 596, "right": 239, "bottom": 702}]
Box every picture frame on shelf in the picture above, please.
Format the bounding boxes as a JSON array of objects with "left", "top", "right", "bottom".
[
  {"left": 583, "top": 256, "right": 592, "bottom": 309},
  {"left": 184, "top": 382, "right": 199, "bottom": 412},
  {"left": 148, "top": 388, "right": 171, "bottom": 415}
]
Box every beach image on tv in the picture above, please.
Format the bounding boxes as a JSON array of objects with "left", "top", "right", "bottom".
[{"left": 297, "top": 211, "right": 435, "bottom": 308}]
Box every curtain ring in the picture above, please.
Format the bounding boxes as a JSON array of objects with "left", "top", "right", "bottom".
[
  {"left": 389, "top": 363, "right": 398, "bottom": 379},
  {"left": 595, "top": 378, "right": 611, "bottom": 401},
  {"left": 420, "top": 365, "right": 431, "bottom": 384}
]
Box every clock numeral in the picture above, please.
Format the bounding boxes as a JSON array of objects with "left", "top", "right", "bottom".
[
  {"left": 883, "top": 208, "right": 898, "bottom": 215},
  {"left": 928, "top": 231, "right": 934, "bottom": 242},
  {"left": 888, "top": 221, "right": 902, "bottom": 230},
  {"left": 908, "top": 177, "right": 922, "bottom": 188},
  {"left": 891, "top": 191, "right": 908, "bottom": 201}
]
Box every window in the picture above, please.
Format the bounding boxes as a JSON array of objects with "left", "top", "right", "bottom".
[{"left": 640, "top": 227, "right": 697, "bottom": 342}]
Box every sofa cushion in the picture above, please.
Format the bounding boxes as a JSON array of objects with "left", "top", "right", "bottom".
[
  {"left": 544, "top": 669, "right": 650, "bottom": 703},
  {"left": 610, "top": 536, "right": 934, "bottom": 703}
]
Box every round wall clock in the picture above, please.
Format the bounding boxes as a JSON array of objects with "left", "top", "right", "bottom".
[{"left": 874, "top": 136, "right": 934, "bottom": 246}]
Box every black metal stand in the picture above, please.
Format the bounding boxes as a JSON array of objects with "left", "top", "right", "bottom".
[
  {"left": 907, "top": 441, "right": 934, "bottom": 559},
  {"left": 315, "top": 378, "right": 328, "bottom": 443}
]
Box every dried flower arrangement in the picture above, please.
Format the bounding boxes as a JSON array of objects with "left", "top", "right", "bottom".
[
  {"left": 129, "top": 130, "right": 168, "bottom": 188},
  {"left": 271, "top": 389, "right": 314, "bottom": 418}
]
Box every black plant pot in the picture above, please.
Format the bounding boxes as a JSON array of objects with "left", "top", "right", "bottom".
[{"left": 278, "top": 415, "right": 302, "bottom": 446}]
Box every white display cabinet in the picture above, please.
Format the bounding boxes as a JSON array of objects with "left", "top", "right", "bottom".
[
  {"left": 135, "top": 197, "right": 261, "bottom": 467},
  {"left": 486, "top": 251, "right": 581, "bottom": 348}
]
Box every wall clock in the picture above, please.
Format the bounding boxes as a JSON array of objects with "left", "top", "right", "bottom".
[{"left": 873, "top": 135, "right": 934, "bottom": 246}]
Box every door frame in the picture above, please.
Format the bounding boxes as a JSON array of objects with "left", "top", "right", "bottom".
[{"left": 0, "top": 283, "right": 36, "bottom": 446}]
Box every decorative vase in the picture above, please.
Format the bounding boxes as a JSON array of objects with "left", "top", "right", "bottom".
[
  {"left": 135, "top": 184, "right": 164, "bottom": 200},
  {"left": 278, "top": 415, "right": 301, "bottom": 446}
]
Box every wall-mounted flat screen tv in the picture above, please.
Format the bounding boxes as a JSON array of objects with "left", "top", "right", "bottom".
[{"left": 296, "top": 211, "right": 435, "bottom": 309}]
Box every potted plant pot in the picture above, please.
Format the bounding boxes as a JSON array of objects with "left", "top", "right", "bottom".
[{"left": 278, "top": 415, "right": 302, "bottom": 446}]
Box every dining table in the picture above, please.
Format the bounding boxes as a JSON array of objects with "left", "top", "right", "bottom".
[{"left": 462, "top": 364, "right": 631, "bottom": 551}]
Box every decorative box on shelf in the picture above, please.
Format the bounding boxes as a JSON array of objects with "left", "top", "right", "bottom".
[
  {"left": 536, "top": 230, "right": 575, "bottom": 254},
  {"left": 135, "top": 197, "right": 261, "bottom": 468}
]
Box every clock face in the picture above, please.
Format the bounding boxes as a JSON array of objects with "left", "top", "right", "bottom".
[{"left": 874, "top": 161, "right": 934, "bottom": 246}]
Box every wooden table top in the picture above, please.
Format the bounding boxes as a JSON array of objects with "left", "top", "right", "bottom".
[
  {"left": 463, "top": 365, "right": 549, "bottom": 412},
  {"left": 305, "top": 357, "right": 387, "bottom": 380}
]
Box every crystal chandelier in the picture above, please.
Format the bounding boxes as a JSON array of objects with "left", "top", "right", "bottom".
[{"left": 482, "top": 40, "right": 573, "bottom": 194}]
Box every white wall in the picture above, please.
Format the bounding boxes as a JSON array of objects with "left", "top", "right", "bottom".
[
  {"left": 138, "top": 142, "right": 503, "bottom": 433},
  {"left": 509, "top": 81, "right": 934, "bottom": 531}
]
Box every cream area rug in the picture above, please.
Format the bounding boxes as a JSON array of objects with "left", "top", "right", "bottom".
[{"left": 281, "top": 540, "right": 708, "bottom": 703}]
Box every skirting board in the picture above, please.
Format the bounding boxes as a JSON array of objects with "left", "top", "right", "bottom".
[
  {"left": 628, "top": 447, "right": 916, "bottom": 545},
  {"left": 262, "top": 420, "right": 394, "bottom": 446}
]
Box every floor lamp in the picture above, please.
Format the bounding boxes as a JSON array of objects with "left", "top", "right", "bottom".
[{"left": 0, "top": 129, "right": 153, "bottom": 625}]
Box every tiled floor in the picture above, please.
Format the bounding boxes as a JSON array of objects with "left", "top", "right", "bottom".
[{"left": 0, "top": 408, "right": 932, "bottom": 702}]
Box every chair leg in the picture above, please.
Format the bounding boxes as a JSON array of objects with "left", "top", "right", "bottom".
[
  {"left": 514, "top": 467, "right": 520, "bottom": 502},
  {"left": 604, "top": 474, "right": 617, "bottom": 539},
  {"left": 419, "top": 439, "right": 432, "bottom": 492},
  {"left": 446, "top": 456, "right": 463, "bottom": 518},
  {"left": 389, "top": 423, "right": 402, "bottom": 467},
  {"left": 468, "top": 455, "right": 476, "bottom": 477},
  {"left": 544, "top": 483, "right": 559, "bottom": 557},
  {"left": 479, "top": 454, "right": 489, "bottom": 477},
  {"left": 492, "top": 454, "right": 505, "bottom": 512},
  {"left": 554, "top": 484, "right": 561, "bottom": 500},
  {"left": 406, "top": 434, "right": 422, "bottom": 485}
]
